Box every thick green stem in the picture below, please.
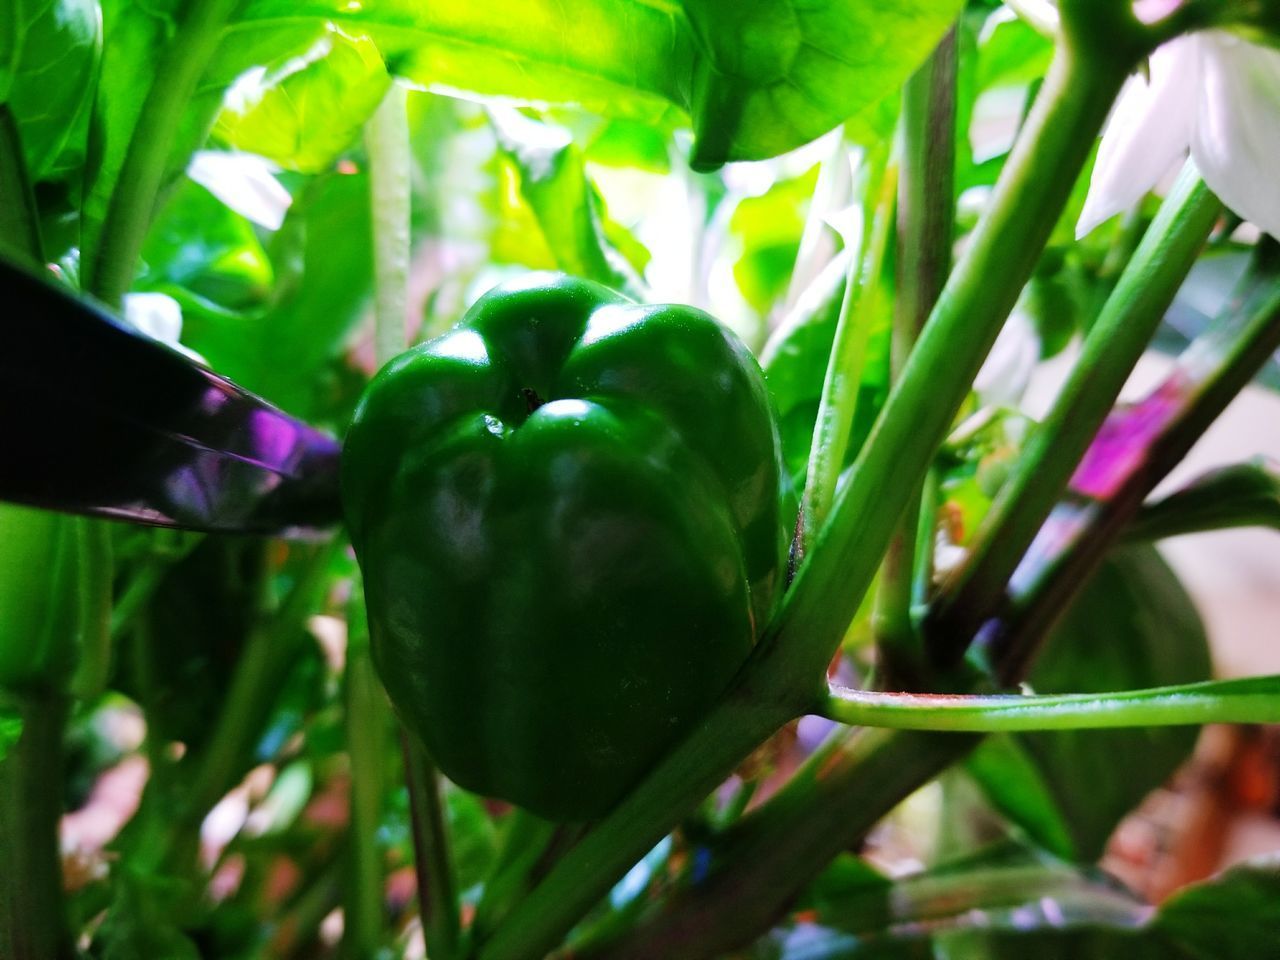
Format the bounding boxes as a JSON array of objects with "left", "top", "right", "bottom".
[
  {"left": 764, "top": 37, "right": 1133, "bottom": 699},
  {"left": 925, "top": 163, "right": 1220, "bottom": 665},
  {"left": 402, "top": 733, "right": 460, "bottom": 960},
  {"left": 477, "top": 692, "right": 796, "bottom": 960},
  {"left": 822, "top": 675, "right": 1280, "bottom": 731},
  {"left": 582, "top": 727, "right": 978, "bottom": 960},
  {"left": 85, "top": 0, "right": 242, "bottom": 306},
  {"left": 0, "top": 105, "right": 43, "bottom": 267},
  {"left": 873, "top": 27, "right": 956, "bottom": 686},
  {"left": 0, "top": 693, "right": 72, "bottom": 960}
]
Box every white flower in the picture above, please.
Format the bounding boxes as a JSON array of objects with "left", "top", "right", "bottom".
[{"left": 1077, "top": 31, "right": 1280, "bottom": 240}]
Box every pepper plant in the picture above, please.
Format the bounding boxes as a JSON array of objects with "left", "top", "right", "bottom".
[{"left": 2, "top": 0, "right": 1280, "bottom": 958}]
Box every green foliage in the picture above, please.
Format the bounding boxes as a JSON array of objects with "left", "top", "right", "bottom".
[
  {"left": 2, "top": 0, "right": 100, "bottom": 181},
  {"left": 757, "top": 850, "right": 1280, "bottom": 959},
  {"left": 213, "top": 28, "right": 391, "bottom": 174},
  {"left": 4, "top": 0, "right": 1279, "bottom": 956},
  {"left": 237, "top": 0, "right": 960, "bottom": 168},
  {"left": 970, "top": 547, "right": 1212, "bottom": 861}
]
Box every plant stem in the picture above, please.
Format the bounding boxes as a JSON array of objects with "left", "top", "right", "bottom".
[
  {"left": 85, "top": 0, "right": 241, "bottom": 307},
  {"left": 873, "top": 26, "right": 956, "bottom": 687},
  {"left": 344, "top": 603, "right": 389, "bottom": 958},
  {"left": 0, "top": 105, "right": 43, "bottom": 267},
  {"left": 162, "top": 542, "right": 332, "bottom": 870},
  {"left": 0, "top": 692, "right": 72, "bottom": 960},
  {"left": 800, "top": 152, "right": 894, "bottom": 550},
  {"left": 581, "top": 727, "right": 979, "bottom": 960},
  {"left": 822, "top": 675, "right": 1280, "bottom": 731},
  {"left": 341, "top": 83, "right": 416, "bottom": 958},
  {"left": 764, "top": 35, "right": 1134, "bottom": 699},
  {"left": 925, "top": 163, "right": 1220, "bottom": 666},
  {"left": 402, "top": 732, "right": 460, "bottom": 960},
  {"left": 367, "top": 83, "right": 412, "bottom": 368},
  {"left": 471, "top": 809, "right": 571, "bottom": 945},
  {"left": 476, "top": 692, "right": 796, "bottom": 960}
]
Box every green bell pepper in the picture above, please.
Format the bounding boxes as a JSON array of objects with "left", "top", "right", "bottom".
[{"left": 342, "top": 273, "right": 786, "bottom": 821}]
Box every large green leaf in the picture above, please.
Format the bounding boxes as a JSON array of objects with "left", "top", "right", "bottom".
[
  {"left": 176, "top": 171, "right": 373, "bottom": 422},
  {"left": 213, "top": 27, "right": 391, "bottom": 173},
  {"left": 3, "top": 0, "right": 100, "bottom": 181},
  {"left": 680, "top": 0, "right": 962, "bottom": 167},
  {"left": 969, "top": 546, "right": 1212, "bottom": 861},
  {"left": 489, "top": 107, "right": 644, "bottom": 298},
  {"left": 237, "top": 0, "right": 961, "bottom": 168}
]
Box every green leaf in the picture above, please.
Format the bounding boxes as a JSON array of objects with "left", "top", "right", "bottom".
[
  {"left": 969, "top": 546, "right": 1212, "bottom": 861},
  {"left": 1125, "top": 459, "right": 1280, "bottom": 542},
  {"left": 489, "top": 107, "right": 643, "bottom": 298},
  {"left": 213, "top": 27, "right": 391, "bottom": 173},
  {"left": 177, "top": 170, "right": 373, "bottom": 421},
  {"left": 731, "top": 165, "right": 819, "bottom": 318},
  {"left": 1154, "top": 857, "right": 1280, "bottom": 959},
  {"left": 681, "top": 0, "right": 962, "bottom": 168},
  {"left": 3, "top": 0, "right": 100, "bottom": 180},
  {"left": 761, "top": 252, "right": 892, "bottom": 487},
  {"left": 140, "top": 175, "right": 274, "bottom": 310},
  {"left": 0, "top": 709, "right": 20, "bottom": 763},
  {"left": 238, "top": 0, "right": 962, "bottom": 168}
]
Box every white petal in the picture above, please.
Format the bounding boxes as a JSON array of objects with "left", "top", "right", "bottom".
[
  {"left": 122, "top": 292, "right": 208, "bottom": 364},
  {"left": 187, "top": 151, "right": 292, "bottom": 230},
  {"left": 1076, "top": 37, "right": 1200, "bottom": 238},
  {"left": 1191, "top": 32, "right": 1280, "bottom": 240},
  {"left": 123, "top": 292, "right": 183, "bottom": 344}
]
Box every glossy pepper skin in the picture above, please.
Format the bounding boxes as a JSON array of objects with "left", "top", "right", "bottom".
[{"left": 342, "top": 273, "right": 785, "bottom": 821}]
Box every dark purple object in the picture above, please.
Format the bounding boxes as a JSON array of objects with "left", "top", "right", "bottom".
[{"left": 0, "top": 258, "right": 342, "bottom": 534}]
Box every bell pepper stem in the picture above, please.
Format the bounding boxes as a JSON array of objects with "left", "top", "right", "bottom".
[{"left": 0, "top": 692, "right": 72, "bottom": 960}]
